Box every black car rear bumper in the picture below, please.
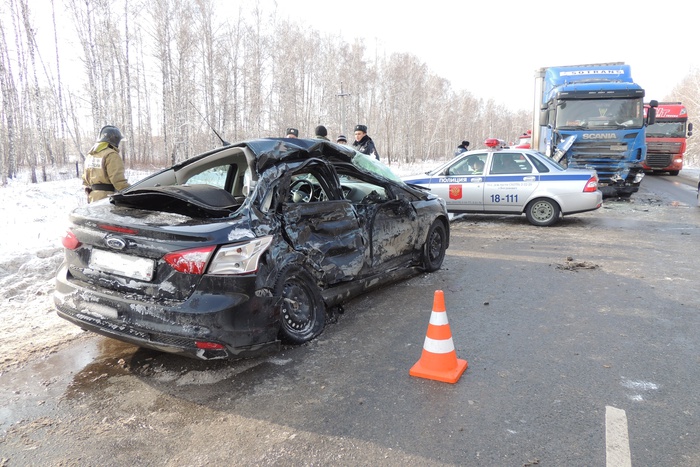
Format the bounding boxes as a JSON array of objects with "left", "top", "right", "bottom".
[{"left": 54, "top": 265, "right": 281, "bottom": 360}]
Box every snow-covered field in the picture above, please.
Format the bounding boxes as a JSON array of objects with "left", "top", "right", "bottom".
[
  {"left": 0, "top": 170, "right": 147, "bottom": 372},
  {"left": 1, "top": 164, "right": 698, "bottom": 372}
]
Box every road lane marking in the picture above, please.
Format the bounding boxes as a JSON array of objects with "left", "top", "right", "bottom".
[{"left": 606, "top": 405, "right": 632, "bottom": 467}]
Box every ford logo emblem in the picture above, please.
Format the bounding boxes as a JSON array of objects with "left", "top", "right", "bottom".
[{"left": 105, "top": 237, "right": 127, "bottom": 250}]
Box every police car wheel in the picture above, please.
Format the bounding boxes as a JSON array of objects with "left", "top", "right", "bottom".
[{"left": 525, "top": 198, "right": 560, "bottom": 227}]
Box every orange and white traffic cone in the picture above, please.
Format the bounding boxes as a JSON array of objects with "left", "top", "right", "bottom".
[{"left": 409, "top": 290, "right": 468, "bottom": 384}]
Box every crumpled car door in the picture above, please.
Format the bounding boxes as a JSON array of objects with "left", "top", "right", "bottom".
[
  {"left": 282, "top": 199, "right": 367, "bottom": 284},
  {"left": 356, "top": 195, "right": 420, "bottom": 269}
]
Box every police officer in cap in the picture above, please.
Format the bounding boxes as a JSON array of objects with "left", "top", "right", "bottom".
[
  {"left": 352, "top": 124, "right": 379, "bottom": 160},
  {"left": 82, "top": 125, "right": 130, "bottom": 203}
]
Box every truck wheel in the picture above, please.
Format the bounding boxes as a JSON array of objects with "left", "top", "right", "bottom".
[
  {"left": 273, "top": 265, "right": 326, "bottom": 345},
  {"left": 525, "top": 198, "right": 560, "bottom": 226},
  {"left": 669, "top": 171, "right": 679, "bottom": 176}
]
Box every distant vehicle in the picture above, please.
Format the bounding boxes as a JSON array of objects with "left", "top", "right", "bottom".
[
  {"left": 513, "top": 130, "right": 532, "bottom": 149},
  {"left": 642, "top": 102, "right": 693, "bottom": 176},
  {"left": 532, "top": 63, "right": 657, "bottom": 198},
  {"left": 402, "top": 138, "right": 602, "bottom": 226},
  {"left": 54, "top": 139, "right": 450, "bottom": 360}
]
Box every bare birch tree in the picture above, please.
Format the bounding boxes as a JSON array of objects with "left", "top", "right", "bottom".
[
  {"left": 8, "top": 0, "right": 683, "bottom": 185},
  {"left": 0, "top": 17, "right": 18, "bottom": 183}
]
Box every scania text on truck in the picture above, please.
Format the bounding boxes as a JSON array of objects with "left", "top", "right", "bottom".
[
  {"left": 531, "top": 63, "right": 657, "bottom": 197},
  {"left": 642, "top": 102, "right": 693, "bottom": 176}
]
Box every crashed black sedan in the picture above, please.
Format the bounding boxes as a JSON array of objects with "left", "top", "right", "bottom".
[{"left": 54, "top": 139, "right": 450, "bottom": 360}]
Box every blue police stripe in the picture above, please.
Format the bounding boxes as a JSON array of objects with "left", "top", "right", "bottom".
[
  {"left": 482, "top": 174, "right": 591, "bottom": 182},
  {"left": 406, "top": 173, "right": 591, "bottom": 185}
]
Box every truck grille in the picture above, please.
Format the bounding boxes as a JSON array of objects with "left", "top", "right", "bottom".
[
  {"left": 645, "top": 154, "right": 673, "bottom": 168},
  {"left": 647, "top": 141, "right": 682, "bottom": 154},
  {"left": 645, "top": 142, "right": 681, "bottom": 168},
  {"left": 568, "top": 141, "right": 628, "bottom": 182}
]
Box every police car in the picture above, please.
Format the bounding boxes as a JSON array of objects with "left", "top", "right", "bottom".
[{"left": 402, "top": 139, "right": 603, "bottom": 226}]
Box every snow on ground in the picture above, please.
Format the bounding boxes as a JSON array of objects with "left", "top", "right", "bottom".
[
  {"left": 0, "top": 170, "right": 144, "bottom": 372},
  {"left": 0, "top": 163, "right": 698, "bottom": 372}
]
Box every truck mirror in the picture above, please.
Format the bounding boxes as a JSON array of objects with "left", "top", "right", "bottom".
[
  {"left": 647, "top": 107, "right": 656, "bottom": 126},
  {"left": 649, "top": 99, "right": 659, "bottom": 108},
  {"left": 688, "top": 122, "right": 693, "bottom": 136},
  {"left": 539, "top": 110, "right": 548, "bottom": 127}
]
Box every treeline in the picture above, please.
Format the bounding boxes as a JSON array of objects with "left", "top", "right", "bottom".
[
  {"left": 0, "top": 0, "right": 533, "bottom": 184},
  {"left": 1, "top": 0, "right": 697, "bottom": 186},
  {"left": 669, "top": 74, "right": 700, "bottom": 164}
]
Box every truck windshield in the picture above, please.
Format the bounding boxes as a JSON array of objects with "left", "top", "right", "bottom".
[
  {"left": 556, "top": 98, "right": 644, "bottom": 130},
  {"left": 646, "top": 121, "right": 687, "bottom": 138}
]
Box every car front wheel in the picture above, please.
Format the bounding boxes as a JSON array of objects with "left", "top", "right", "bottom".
[
  {"left": 525, "top": 198, "right": 561, "bottom": 226},
  {"left": 273, "top": 265, "right": 326, "bottom": 345},
  {"left": 421, "top": 220, "right": 447, "bottom": 272}
]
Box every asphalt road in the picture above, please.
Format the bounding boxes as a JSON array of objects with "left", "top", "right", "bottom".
[{"left": 1, "top": 175, "right": 699, "bottom": 466}]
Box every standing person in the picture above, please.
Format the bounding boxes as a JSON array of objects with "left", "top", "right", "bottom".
[
  {"left": 314, "top": 125, "right": 330, "bottom": 141},
  {"left": 336, "top": 134, "right": 348, "bottom": 145},
  {"left": 286, "top": 128, "right": 299, "bottom": 138},
  {"left": 352, "top": 124, "right": 379, "bottom": 160},
  {"left": 454, "top": 140, "right": 470, "bottom": 156},
  {"left": 82, "top": 125, "right": 130, "bottom": 203}
]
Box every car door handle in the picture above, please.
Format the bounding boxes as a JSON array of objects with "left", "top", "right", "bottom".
[
  {"left": 523, "top": 176, "right": 536, "bottom": 181},
  {"left": 470, "top": 177, "right": 483, "bottom": 183}
]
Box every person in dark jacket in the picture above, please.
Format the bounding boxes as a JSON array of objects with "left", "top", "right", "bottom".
[
  {"left": 286, "top": 127, "right": 299, "bottom": 138},
  {"left": 454, "top": 140, "right": 470, "bottom": 156},
  {"left": 352, "top": 124, "right": 379, "bottom": 160},
  {"left": 82, "top": 125, "right": 130, "bottom": 203},
  {"left": 314, "top": 125, "right": 330, "bottom": 141}
]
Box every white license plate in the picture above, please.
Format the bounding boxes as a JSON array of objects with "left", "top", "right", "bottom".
[{"left": 89, "top": 249, "right": 155, "bottom": 281}]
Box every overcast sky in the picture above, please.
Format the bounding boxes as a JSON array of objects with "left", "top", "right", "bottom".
[
  {"left": 261, "top": 0, "right": 696, "bottom": 112},
  {"left": 21, "top": 0, "right": 697, "bottom": 113}
]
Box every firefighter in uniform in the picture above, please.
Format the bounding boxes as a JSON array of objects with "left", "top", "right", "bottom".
[{"left": 82, "top": 125, "right": 130, "bottom": 203}]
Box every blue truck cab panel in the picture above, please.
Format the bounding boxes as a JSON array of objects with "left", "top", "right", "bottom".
[{"left": 533, "top": 63, "right": 651, "bottom": 198}]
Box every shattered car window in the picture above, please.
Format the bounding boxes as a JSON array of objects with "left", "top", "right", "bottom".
[
  {"left": 351, "top": 152, "right": 403, "bottom": 183},
  {"left": 288, "top": 173, "right": 331, "bottom": 203},
  {"left": 339, "top": 173, "right": 389, "bottom": 203}
]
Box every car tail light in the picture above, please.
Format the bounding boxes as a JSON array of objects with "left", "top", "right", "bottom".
[
  {"left": 208, "top": 236, "right": 273, "bottom": 275},
  {"left": 195, "top": 341, "right": 225, "bottom": 350},
  {"left": 62, "top": 230, "right": 81, "bottom": 250},
  {"left": 164, "top": 246, "right": 216, "bottom": 275},
  {"left": 583, "top": 176, "right": 598, "bottom": 193}
]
